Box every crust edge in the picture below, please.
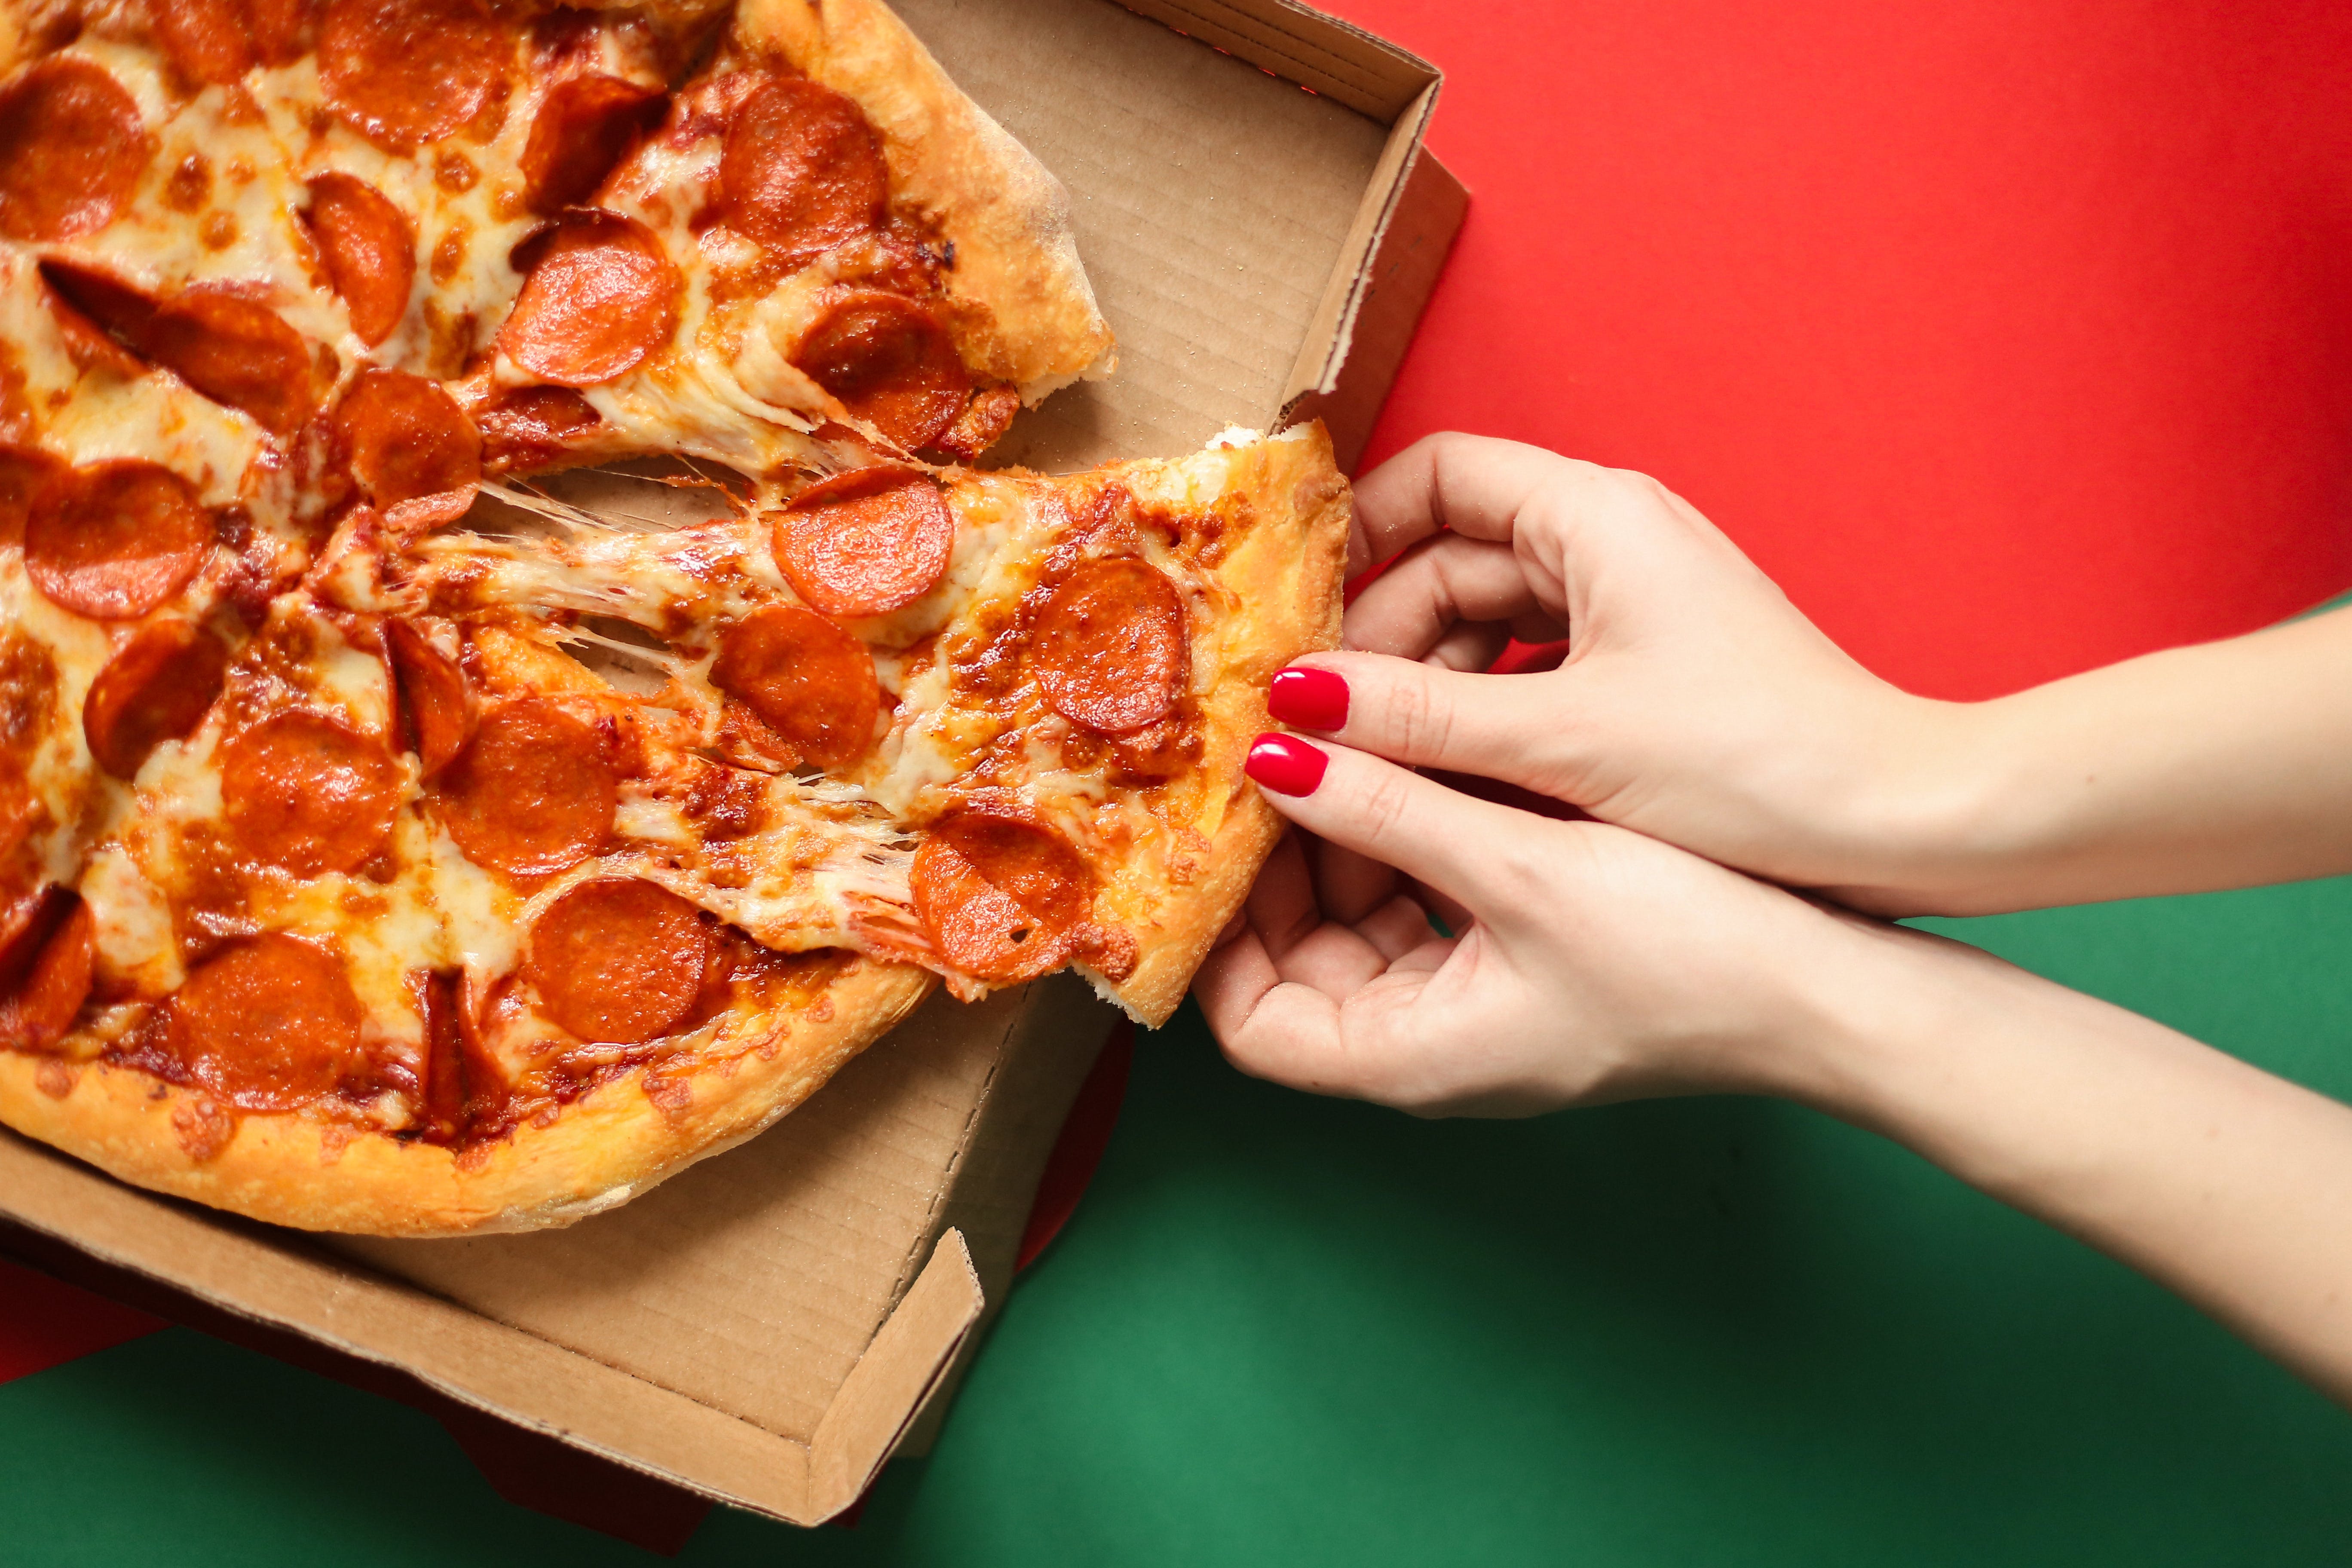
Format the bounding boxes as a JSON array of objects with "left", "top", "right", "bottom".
[
  {"left": 1099, "top": 423, "right": 1353, "bottom": 1028},
  {"left": 737, "top": 0, "right": 1117, "bottom": 396},
  {"left": 0, "top": 960, "right": 935, "bottom": 1237}
]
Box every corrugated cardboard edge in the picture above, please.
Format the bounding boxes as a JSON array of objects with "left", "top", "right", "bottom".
[
  {"left": 1285, "top": 146, "right": 1468, "bottom": 472},
  {"left": 0, "top": 1131, "right": 982, "bottom": 1527},
  {"left": 1279, "top": 83, "right": 1441, "bottom": 415},
  {"left": 891, "top": 975, "right": 1114, "bottom": 1457},
  {"left": 1114, "top": 0, "right": 1436, "bottom": 118}
]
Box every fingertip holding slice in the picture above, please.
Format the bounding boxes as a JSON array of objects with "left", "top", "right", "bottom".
[
  {"left": 524, "top": 74, "right": 667, "bottom": 215},
  {"left": 431, "top": 697, "right": 616, "bottom": 877},
  {"left": 162, "top": 934, "right": 371, "bottom": 1112},
  {"left": 25, "top": 461, "right": 216, "bottom": 621},
  {"left": 145, "top": 288, "right": 318, "bottom": 435},
  {"left": 774, "top": 468, "right": 954, "bottom": 618},
  {"left": 526, "top": 878, "right": 714, "bottom": 1045},
  {"left": 83, "top": 619, "right": 232, "bottom": 779},
  {"left": 709, "top": 605, "right": 880, "bottom": 771},
  {"left": 499, "top": 211, "right": 680, "bottom": 387},
  {"left": 793, "top": 290, "right": 970, "bottom": 453},
  {"left": 220, "top": 710, "right": 403, "bottom": 878},
  {"left": 0, "top": 56, "right": 152, "bottom": 243},
  {"left": 912, "top": 809, "right": 1095, "bottom": 986},
  {"left": 720, "top": 74, "right": 889, "bottom": 257},
  {"left": 318, "top": 0, "right": 512, "bottom": 152},
  {"left": 304, "top": 173, "right": 416, "bottom": 347},
  {"left": 0, "top": 887, "right": 95, "bottom": 1054},
  {"left": 386, "top": 620, "right": 475, "bottom": 775},
  {"left": 1033, "top": 557, "right": 1187, "bottom": 734},
  {"left": 333, "top": 368, "right": 482, "bottom": 507}
]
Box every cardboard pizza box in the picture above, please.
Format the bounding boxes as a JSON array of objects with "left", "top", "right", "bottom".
[{"left": 0, "top": 0, "right": 1465, "bottom": 1534}]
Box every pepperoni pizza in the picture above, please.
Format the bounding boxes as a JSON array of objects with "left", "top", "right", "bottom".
[{"left": 0, "top": 0, "right": 1347, "bottom": 1235}]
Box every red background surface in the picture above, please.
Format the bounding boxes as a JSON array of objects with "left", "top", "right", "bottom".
[{"left": 1349, "top": 0, "right": 2352, "bottom": 698}]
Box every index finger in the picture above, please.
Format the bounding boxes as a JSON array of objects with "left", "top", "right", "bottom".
[{"left": 1350, "top": 432, "right": 1604, "bottom": 572}]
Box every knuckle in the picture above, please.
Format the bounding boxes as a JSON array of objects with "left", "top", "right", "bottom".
[
  {"left": 1372, "top": 670, "right": 1452, "bottom": 761},
  {"left": 1349, "top": 763, "right": 1420, "bottom": 850}
]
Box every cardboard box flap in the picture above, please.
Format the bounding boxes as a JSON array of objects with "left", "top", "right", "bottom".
[
  {"left": 0, "top": 1128, "right": 983, "bottom": 1525},
  {"left": 809, "top": 1230, "right": 983, "bottom": 1512},
  {"left": 1286, "top": 145, "right": 1469, "bottom": 471},
  {"left": 900, "top": 0, "right": 1434, "bottom": 474},
  {"left": 1280, "top": 83, "right": 1442, "bottom": 417},
  {"left": 1113, "top": 0, "right": 1437, "bottom": 118}
]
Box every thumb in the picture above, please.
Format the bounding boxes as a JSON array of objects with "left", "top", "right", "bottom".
[
  {"left": 1241, "top": 731, "right": 1545, "bottom": 918},
  {"left": 1268, "top": 650, "right": 1565, "bottom": 793}
]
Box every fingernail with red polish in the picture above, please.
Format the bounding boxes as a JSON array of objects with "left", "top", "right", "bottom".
[
  {"left": 1268, "top": 666, "right": 1348, "bottom": 731},
  {"left": 1245, "top": 732, "right": 1328, "bottom": 797}
]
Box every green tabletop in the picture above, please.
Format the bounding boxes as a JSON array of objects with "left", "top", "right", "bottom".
[{"left": 8, "top": 870, "right": 2352, "bottom": 1564}]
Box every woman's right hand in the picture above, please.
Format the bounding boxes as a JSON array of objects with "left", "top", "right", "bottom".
[{"left": 1302, "top": 433, "right": 1981, "bottom": 915}]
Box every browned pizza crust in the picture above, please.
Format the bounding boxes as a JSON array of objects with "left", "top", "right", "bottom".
[
  {"left": 1096, "top": 424, "right": 1352, "bottom": 1026},
  {"left": 734, "top": 0, "right": 1115, "bottom": 398},
  {"left": 0, "top": 959, "right": 933, "bottom": 1235}
]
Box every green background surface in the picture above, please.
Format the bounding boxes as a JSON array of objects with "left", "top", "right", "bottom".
[{"left": 7, "top": 874, "right": 2352, "bottom": 1564}]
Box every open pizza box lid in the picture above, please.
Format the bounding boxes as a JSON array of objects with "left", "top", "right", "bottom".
[{"left": 0, "top": 0, "right": 1465, "bottom": 1536}]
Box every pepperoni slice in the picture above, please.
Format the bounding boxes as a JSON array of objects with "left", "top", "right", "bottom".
[
  {"left": 332, "top": 368, "right": 480, "bottom": 507},
  {"left": 37, "top": 259, "right": 158, "bottom": 368},
  {"left": 525, "top": 878, "right": 713, "bottom": 1044},
  {"left": 432, "top": 697, "right": 615, "bottom": 877},
  {"left": 25, "top": 461, "right": 216, "bottom": 621},
  {"left": 0, "top": 57, "right": 151, "bottom": 243},
  {"left": 165, "top": 934, "right": 370, "bottom": 1111},
  {"left": 792, "top": 291, "right": 970, "bottom": 452},
  {"left": 0, "top": 887, "right": 94, "bottom": 1054},
  {"left": 773, "top": 467, "right": 953, "bottom": 619},
  {"left": 304, "top": 173, "right": 415, "bottom": 347},
  {"left": 145, "top": 287, "right": 317, "bottom": 435},
  {"left": 40, "top": 276, "right": 149, "bottom": 380},
  {"left": 385, "top": 619, "right": 473, "bottom": 775},
  {"left": 83, "top": 619, "right": 231, "bottom": 779},
  {"left": 911, "top": 810, "right": 1093, "bottom": 985},
  {"left": 497, "top": 212, "right": 679, "bottom": 387},
  {"left": 1032, "top": 558, "right": 1187, "bottom": 734},
  {"left": 318, "top": 0, "right": 511, "bottom": 151},
  {"left": 933, "top": 385, "right": 1022, "bottom": 463},
  {"left": 245, "top": 0, "right": 315, "bottom": 66},
  {"left": 153, "top": 0, "right": 256, "bottom": 85},
  {"left": 522, "top": 74, "right": 665, "bottom": 215},
  {"left": 720, "top": 75, "right": 888, "bottom": 257},
  {"left": 0, "top": 447, "right": 64, "bottom": 551},
  {"left": 220, "top": 710, "right": 402, "bottom": 878},
  {"left": 708, "top": 605, "right": 880, "bottom": 771},
  {"left": 475, "top": 385, "right": 600, "bottom": 470}
]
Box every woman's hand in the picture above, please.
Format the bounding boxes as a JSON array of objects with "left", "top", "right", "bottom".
[
  {"left": 1311, "top": 432, "right": 2352, "bottom": 916},
  {"left": 1194, "top": 731, "right": 1867, "bottom": 1116},
  {"left": 1313, "top": 432, "right": 1973, "bottom": 915},
  {"left": 1196, "top": 720, "right": 2352, "bottom": 1416}
]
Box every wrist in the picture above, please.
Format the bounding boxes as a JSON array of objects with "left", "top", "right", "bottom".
[{"left": 1816, "top": 693, "right": 2030, "bottom": 917}]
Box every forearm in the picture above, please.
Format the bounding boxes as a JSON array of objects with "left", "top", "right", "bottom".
[
  {"left": 1845, "top": 607, "right": 2352, "bottom": 914},
  {"left": 1776, "top": 918, "right": 2352, "bottom": 1404}
]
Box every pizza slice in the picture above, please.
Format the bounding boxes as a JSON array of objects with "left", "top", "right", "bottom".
[
  {"left": 389, "top": 423, "right": 1349, "bottom": 1025},
  {"left": 461, "top": 0, "right": 1115, "bottom": 476}
]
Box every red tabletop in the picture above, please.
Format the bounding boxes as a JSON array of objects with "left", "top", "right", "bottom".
[{"left": 1351, "top": 0, "right": 2352, "bottom": 695}]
